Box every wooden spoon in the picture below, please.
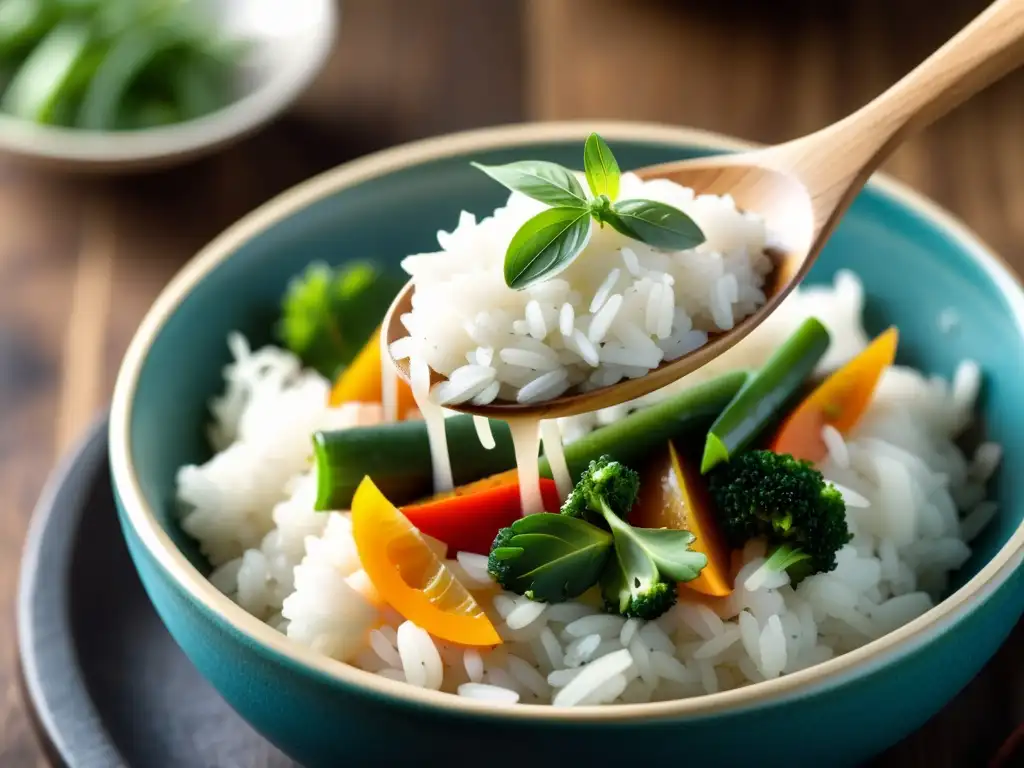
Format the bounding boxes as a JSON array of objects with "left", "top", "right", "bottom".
[{"left": 385, "top": 0, "right": 1024, "bottom": 421}]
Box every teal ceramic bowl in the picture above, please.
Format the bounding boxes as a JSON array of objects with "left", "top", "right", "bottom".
[{"left": 109, "top": 123, "right": 1024, "bottom": 768}]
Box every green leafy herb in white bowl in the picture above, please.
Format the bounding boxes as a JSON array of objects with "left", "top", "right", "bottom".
[{"left": 0, "top": 0, "right": 337, "bottom": 172}]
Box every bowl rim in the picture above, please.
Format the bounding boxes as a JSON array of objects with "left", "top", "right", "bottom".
[
  {"left": 109, "top": 119, "right": 1024, "bottom": 722},
  {"left": 0, "top": 0, "right": 338, "bottom": 167}
]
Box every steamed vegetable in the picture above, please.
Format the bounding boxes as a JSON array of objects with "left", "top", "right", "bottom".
[
  {"left": 485, "top": 457, "right": 705, "bottom": 617},
  {"left": 314, "top": 416, "right": 518, "bottom": 511},
  {"left": 313, "top": 370, "right": 749, "bottom": 510},
  {"left": 565, "top": 457, "right": 707, "bottom": 620},
  {"left": 701, "top": 317, "right": 831, "bottom": 474},
  {"left": 278, "top": 261, "right": 406, "bottom": 381},
  {"left": 403, "top": 474, "right": 562, "bottom": 556},
  {"left": 328, "top": 325, "right": 418, "bottom": 416},
  {"left": 350, "top": 476, "right": 501, "bottom": 647},
  {"left": 707, "top": 450, "right": 850, "bottom": 579},
  {"left": 473, "top": 133, "right": 706, "bottom": 290},
  {"left": 487, "top": 514, "right": 613, "bottom": 602},
  {"left": 633, "top": 442, "right": 733, "bottom": 597},
  {"left": 0, "top": 0, "right": 247, "bottom": 130},
  {"left": 771, "top": 327, "right": 898, "bottom": 463}
]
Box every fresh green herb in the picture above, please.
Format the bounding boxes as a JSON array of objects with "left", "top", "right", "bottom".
[
  {"left": 0, "top": 0, "right": 245, "bottom": 130},
  {"left": 471, "top": 160, "right": 588, "bottom": 209},
  {"left": 486, "top": 513, "right": 613, "bottom": 602},
  {"left": 0, "top": 0, "right": 54, "bottom": 56},
  {"left": 473, "top": 132, "right": 706, "bottom": 290},
  {"left": 503, "top": 206, "right": 592, "bottom": 289},
  {"left": 562, "top": 456, "right": 707, "bottom": 620},
  {"left": 1, "top": 22, "right": 92, "bottom": 123},
  {"left": 701, "top": 317, "right": 831, "bottom": 474},
  {"left": 583, "top": 132, "right": 620, "bottom": 200},
  {"left": 278, "top": 261, "right": 405, "bottom": 381},
  {"left": 76, "top": 26, "right": 169, "bottom": 130},
  {"left": 707, "top": 449, "right": 851, "bottom": 578},
  {"left": 602, "top": 199, "right": 706, "bottom": 251}
]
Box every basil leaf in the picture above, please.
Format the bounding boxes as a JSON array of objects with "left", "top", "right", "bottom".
[
  {"left": 606, "top": 198, "right": 706, "bottom": 251},
  {"left": 471, "top": 160, "right": 588, "bottom": 209},
  {"left": 493, "top": 513, "right": 613, "bottom": 603},
  {"left": 589, "top": 193, "right": 613, "bottom": 225},
  {"left": 583, "top": 132, "right": 620, "bottom": 201},
  {"left": 504, "top": 207, "right": 592, "bottom": 290}
]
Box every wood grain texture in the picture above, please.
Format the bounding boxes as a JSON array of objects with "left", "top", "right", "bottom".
[{"left": 1, "top": 0, "right": 1021, "bottom": 765}]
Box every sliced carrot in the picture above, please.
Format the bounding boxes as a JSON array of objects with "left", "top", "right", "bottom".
[
  {"left": 771, "top": 327, "right": 898, "bottom": 463},
  {"left": 633, "top": 442, "right": 734, "bottom": 597},
  {"left": 351, "top": 477, "right": 501, "bottom": 647},
  {"left": 329, "top": 325, "right": 418, "bottom": 417},
  {"left": 403, "top": 473, "right": 562, "bottom": 556}
]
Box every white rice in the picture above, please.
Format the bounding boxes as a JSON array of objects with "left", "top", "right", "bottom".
[
  {"left": 390, "top": 173, "right": 772, "bottom": 405},
  {"left": 175, "top": 270, "right": 1000, "bottom": 707},
  {"left": 458, "top": 682, "right": 520, "bottom": 704}
]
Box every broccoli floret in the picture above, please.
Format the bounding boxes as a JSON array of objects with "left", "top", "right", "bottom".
[
  {"left": 707, "top": 449, "right": 851, "bottom": 576},
  {"left": 563, "top": 456, "right": 707, "bottom": 621},
  {"left": 486, "top": 526, "right": 519, "bottom": 591},
  {"left": 599, "top": 535, "right": 679, "bottom": 621},
  {"left": 560, "top": 456, "right": 640, "bottom": 524}
]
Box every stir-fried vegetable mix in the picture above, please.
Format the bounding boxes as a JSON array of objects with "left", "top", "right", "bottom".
[
  {"left": 275, "top": 263, "right": 898, "bottom": 642},
  {"left": 0, "top": 0, "right": 246, "bottom": 131}
]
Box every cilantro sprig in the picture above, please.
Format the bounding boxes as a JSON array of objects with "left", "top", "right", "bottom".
[{"left": 277, "top": 261, "right": 404, "bottom": 380}]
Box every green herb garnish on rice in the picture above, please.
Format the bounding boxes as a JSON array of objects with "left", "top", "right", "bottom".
[{"left": 473, "top": 132, "right": 707, "bottom": 290}]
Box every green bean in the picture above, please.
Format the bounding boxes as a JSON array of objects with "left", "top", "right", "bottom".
[
  {"left": 171, "top": 49, "right": 228, "bottom": 121},
  {"left": 77, "top": 27, "right": 167, "bottom": 130},
  {"left": 0, "top": 0, "right": 53, "bottom": 56},
  {"left": 312, "top": 370, "right": 749, "bottom": 511},
  {"left": 700, "top": 317, "right": 831, "bottom": 473},
  {"left": 1, "top": 21, "right": 92, "bottom": 123},
  {"left": 1, "top": 0, "right": 244, "bottom": 131}
]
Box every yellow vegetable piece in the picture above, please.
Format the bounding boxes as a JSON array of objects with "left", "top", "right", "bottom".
[
  {"left": 633, "top": 442, "right": 734, "bottom": 597},
  {"left": 329, "top": 326, "right": 418, "bottom": 416},
  {"left": 350, "top": 476, "right": 502, "bottom": 647}
]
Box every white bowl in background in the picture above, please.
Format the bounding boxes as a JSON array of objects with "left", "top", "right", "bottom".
[{"left": 0, "top": 0, "right": 339, "bottom": 174}]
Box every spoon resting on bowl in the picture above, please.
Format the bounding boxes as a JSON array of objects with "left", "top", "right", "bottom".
[{"left": 384, "top": 0, "right": 1024, "bottom": 422}]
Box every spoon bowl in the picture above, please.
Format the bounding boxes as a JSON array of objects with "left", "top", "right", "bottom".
[
  {"left": 385, "top": 0, "right": 1024, "bottom": 420},
  {"left": 381, "top": 158, "right": 806, "bottom": 421}
]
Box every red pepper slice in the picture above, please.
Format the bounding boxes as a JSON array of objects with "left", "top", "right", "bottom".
[{"left": 402, "top": 474, "right": 563, "bottom": 556}]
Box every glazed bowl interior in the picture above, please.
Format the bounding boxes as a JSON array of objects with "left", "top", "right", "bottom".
[{"left": 112, "top": 123, "right": 1024, "bottom": 719}]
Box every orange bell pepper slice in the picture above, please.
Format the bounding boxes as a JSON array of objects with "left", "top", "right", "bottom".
[
  {"left": 329, "top": 326, "right": 418, "bottom": 417},
  {"left": 633, "top": 442, "right": 734, "bottom": 597},
  {"left": 403, "top": 472, "right": 562, "bottom": 556},
  {"left": 771, "top": 327, "right": 898, "bottom": 463},
  {"left": 351, "top": 476, "right": 501, "bottom": 647}
]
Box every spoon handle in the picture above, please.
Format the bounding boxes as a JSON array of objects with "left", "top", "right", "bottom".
[{"left": 774, "top": 0, "right": 1024, "bottom": 191}]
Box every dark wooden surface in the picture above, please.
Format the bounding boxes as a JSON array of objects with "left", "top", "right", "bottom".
[{"left": 2, "top": 0, "right": 1022, "bottom": 765}]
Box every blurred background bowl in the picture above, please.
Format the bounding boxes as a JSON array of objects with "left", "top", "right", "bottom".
[{"left": 0, "top": 0, "right": 339, "bottom": 174}]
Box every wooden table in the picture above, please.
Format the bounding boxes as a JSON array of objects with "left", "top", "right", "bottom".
[{"left": 2, "top": 0, "right": 1021, "bottom": 765}]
